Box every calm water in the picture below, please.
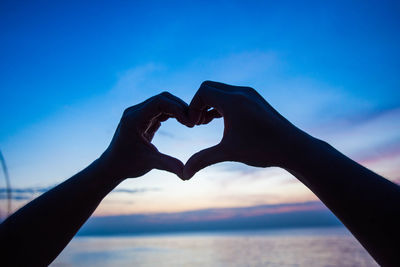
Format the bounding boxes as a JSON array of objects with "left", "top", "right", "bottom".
[{"left": 52, "top": 227, "right": 378, "bottom": 267}]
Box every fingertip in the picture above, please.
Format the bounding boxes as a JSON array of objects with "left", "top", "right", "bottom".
[
  {"left": 174, "top": 161, "right": 185, "bottom": 180},
  {"left": 182, "top": 166, "right": 195, "bottom": 181},
  {"left": 153, "top": 152, "right": 185, "bottom": 178},
  {"left": 188, "top": 108, "right": 202, "bottom": 125},
  {"left": 185, "top": 113, "right": 196, "bottom": 128},
  {"left": 183, "top": 144, "right": 225, "bottom": 180},
  {"left": 176, "top": 116, "right": 193, "bottom": 128},
  {"left": 174, "top": 161, "right": 185, "bottom": 178}
]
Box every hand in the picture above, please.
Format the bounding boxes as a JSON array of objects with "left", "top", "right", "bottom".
[
  {"left": 100, "top": 92, "right": 190, "bottom": 182},
  {"left": 183, "top": 81, "right": 312, "bottom": 179}
]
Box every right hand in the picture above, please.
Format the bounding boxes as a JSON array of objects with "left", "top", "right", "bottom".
[{"left": 183, "top": 81, "right": 312, "bottom": 180}]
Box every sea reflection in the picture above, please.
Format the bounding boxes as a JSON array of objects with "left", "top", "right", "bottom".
[{"left": 52, "top": 227, "right": 377, "bottom": 267}]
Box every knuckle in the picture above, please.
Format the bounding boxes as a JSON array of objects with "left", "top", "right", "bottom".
[
  {"left": 119, "top": 113, "right": 131, "bottom": 128},
  {"left": 200, "top": 81, "right": 220, "bottom": 93},
  {"left": 243, "top": 86, "right": 262, "bottom": 100},
  {"left": 200, "top": 80, "right": 212, "bottom": 88},
  {"left": 229, "top": 91, "right": 251, "bottom": 107},
  {"left": 122, "top": 103, "right": 141, "bottom": 117},
  {"left": 201, "top": 81, "right": 210, "bottom": 87},
  {"left": 199, "top": 81, "right": 214, "bottom": 95},
  {"left": 151, "top": 95, "right": 163, "bottom": 105},
  {"left": 159, "top": 91, "right": 172, "bottom": 98},
  {"left": 242, "top": 86, "right": 256, "bottom": 94},
  {"left": 232, "top": 91, "right": 249, "bottom": 101},
  {"left": 122, "top": 107, "right": 131, "bottom": 116}
]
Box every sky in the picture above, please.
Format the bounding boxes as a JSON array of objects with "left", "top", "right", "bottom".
[{"left": 0, "top": 0, "right": 399, "bottom": 230}]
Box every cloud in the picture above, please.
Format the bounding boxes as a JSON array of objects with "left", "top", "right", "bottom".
[
  {"left": 113, "top": 188, "right": 160, "bottom": 194},
  {"left": 0, "top": 186, "right": 160, "bottom": 201},
  {"left": 314, "top": 106, "right": 400, "bottom": 150},
  {"left": 0, "top": 194, "right": 31, "bottom": 201},
  {"left": 309, "top": 105, "right": 400, "bottom": 183},
  {"left": 156, "top": 130, "right": 177, "bottom": 139},
  {"left": 143, "top": 201, "right": 326, "bottom": 223},
  {"left": 0, "top": 186, "right": 53, "bottom": 194},
  {"left": 78, "top": 201, "right": 341, "bottom": 236},
  {"left": 0, "top": 186, "right": 52, "bottom": 200},
  {"left": 111, "top": 63, "right": 165, "bottom": 97}
]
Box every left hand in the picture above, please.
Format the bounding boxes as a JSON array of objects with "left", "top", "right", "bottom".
[{"left": 100, "top": 92, "right": 191, "bottom": 182}]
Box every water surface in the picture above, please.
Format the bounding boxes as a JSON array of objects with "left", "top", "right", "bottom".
[{"left": 52, "top": 227, "right": 378, "bottom": 266}]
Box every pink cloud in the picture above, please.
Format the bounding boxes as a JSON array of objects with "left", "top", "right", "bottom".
[{"left": 127, "top": 201, "right": 328, "bottom": 224}]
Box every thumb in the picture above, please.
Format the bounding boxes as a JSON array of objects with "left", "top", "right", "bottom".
[
  {"left": 183, "top": 144, "right": 226, "bottom": 180},
  {"left": 152, "top": 152, "right": 185, "bottom": 180}
]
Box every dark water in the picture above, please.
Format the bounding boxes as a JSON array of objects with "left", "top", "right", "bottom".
[{"left": 52, "top": 227, "right": 378, "bottom": 266}]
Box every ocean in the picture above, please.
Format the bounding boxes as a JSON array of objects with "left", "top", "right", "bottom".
[{"left": 52, "top": 227, "right": 378, "bottom": 266}]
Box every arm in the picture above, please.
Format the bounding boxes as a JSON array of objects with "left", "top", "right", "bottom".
[
  {"left": 0, "top": 92, "right": 190, "bottom": 266},
  {"left": 183, "top": 81, "right": 400, "bottom": 266}
]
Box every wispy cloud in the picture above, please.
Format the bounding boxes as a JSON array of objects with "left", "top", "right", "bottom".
[
  {"left": 0, "top": 186, "right": 160, "bottom": 201},
  {"left": 78, "top": 201, "right": 341, "bottom": 235},
  {"left": 156, "top": 130, "right": 177, "bottom": 139},
  {"left": 310, "top": 106, "right": 400, "bottom": 183},
  {"left": 113, "top": 188, "right": 160, "bottom": 194},
  {"left": 143, "top": 201, "right": 326, "bottom": 223}
]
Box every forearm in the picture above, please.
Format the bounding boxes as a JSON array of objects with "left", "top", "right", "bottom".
[
  {"left": 0, "top": 158, "right": 120, "bottom": 266},
  {"left": 285, "top": 134, "right": 400, "bottom": 266}
]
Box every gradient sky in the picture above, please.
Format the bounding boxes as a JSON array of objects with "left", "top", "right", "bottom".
[{"left": 1, "top": 1, "right": 399, "bottom": 219}]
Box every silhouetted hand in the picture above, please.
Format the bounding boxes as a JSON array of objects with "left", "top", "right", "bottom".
[
  {"left": 183, "top": 81, "right": 310, "bottom": 179},
  {"left": 100, "top": 92, "right": 190, "bottom": 181}
]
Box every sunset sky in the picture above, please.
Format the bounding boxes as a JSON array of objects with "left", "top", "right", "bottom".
[{"left": 1, "top": 0, "right": 399, "bottom": 226}]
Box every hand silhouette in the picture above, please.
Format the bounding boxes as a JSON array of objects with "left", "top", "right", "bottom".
[
  {"left": 2, "top": 82, "right": 399, "bottom": 267},
  {"left": 100, "top": 92, "right": 191, "bottom": 181},
  {"left": 183, "top": 81, "right": 311, "bottom": 179}
]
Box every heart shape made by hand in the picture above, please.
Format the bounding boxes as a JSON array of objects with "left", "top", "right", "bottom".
[
  {"left": 152, "top": 116, "right": 224, "bottom": 173},
  {"left": 109, "top": 81, "right": 299, "bottom": 182}
]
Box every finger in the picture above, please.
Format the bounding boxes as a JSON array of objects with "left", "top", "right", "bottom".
[
  {"left": 157, "top": 113, "right": 170, "bottom": 122},
  {"left": 183, "top": 144, "right": 226, "bottom": 180},
  {"left": 159, "top": 91, "right": 192, "bottom": 126},
  {"left": 144, "top": 112, "right": 171, "bottom": 141},
  {"left": 142, "top": 93, "right": 189, "bottom": 126},
  {"left": 144, "top": 120, "right": 161, "bottom": 141},
  {"left": 162, "top": 91, "right": 189, "bottom": 110},
  {"left": 159, "top": 98, "right": 190, "bottom": 126},
  {"left": 200, "top": 80, "right": 243, "bottom": 92},
  {"left": 199, "top": 108, "right": 222, "bottom": 125},
  {"left": 146, "top": 112, "right": 168, "bottom": 133},
  {"left": 189, "top": 82, "right": 226, "bottom": 125},
  {"left": 152, "top": 151, "right": 185, "bottom": 180}
]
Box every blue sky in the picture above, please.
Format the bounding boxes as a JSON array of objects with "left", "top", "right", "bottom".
[{"left": 1, "top": 1, "right": 400, "bottom": 220}]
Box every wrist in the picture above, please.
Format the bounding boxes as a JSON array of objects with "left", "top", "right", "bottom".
[
  {"left": 95, "top": 150, "right": 126, "bottom": 185},
  {"left": 284, "top": 134, "right": 335, "bottom": 189},
  {"left": 280, "top": 128, "right": 327, "bottom": 173}
]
